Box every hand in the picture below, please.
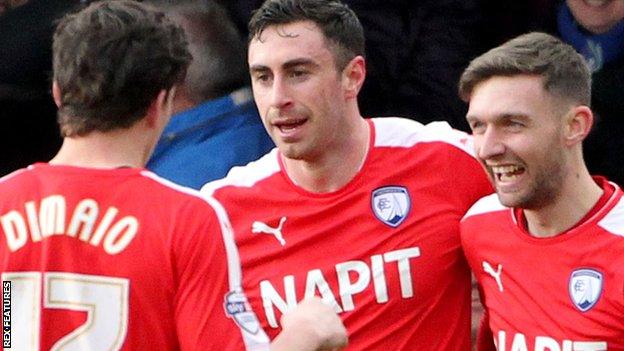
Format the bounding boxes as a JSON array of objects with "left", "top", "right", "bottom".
[{"left": 270, "top": 297, "right": 348, "bottom": 351}]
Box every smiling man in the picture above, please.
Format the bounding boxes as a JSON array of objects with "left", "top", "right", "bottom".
[
  {"left": 459, "top": 32, "right": 624, "bottom": 351},
  {"left": 201, "top": 0, "right": 492, "bottom": 349}
]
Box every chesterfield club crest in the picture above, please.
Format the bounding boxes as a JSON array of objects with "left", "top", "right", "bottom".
[
  {"left": 569, "top": 269, "right": 603, "bottom": 312},
  {"left": 371, "top": 186, "right": 411, "bottom": 227}
]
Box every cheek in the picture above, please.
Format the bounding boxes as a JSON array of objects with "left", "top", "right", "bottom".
[
  {"left": 250, "top": 92, "right": 271, "bottom": 125},
  {"left": 252, "top": 90, "right": 267, "bottom": 109},
  {"left": 473, "top": 137, "right": 483, "bottom": 152},
  {"left": 612, "top": 4, "right": 624, "bottom": 22},
  {"left": 526, "top": 139, "right": 557, "bottom": 169}
]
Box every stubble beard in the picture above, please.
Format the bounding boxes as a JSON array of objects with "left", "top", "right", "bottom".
[{"left": 499, "top": 150, "right": 566, "bottom": 210}]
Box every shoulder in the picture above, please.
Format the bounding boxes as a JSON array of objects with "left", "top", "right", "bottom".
[
  {"left": 460, "top": 194, "right": 509, "bottom": 247},
  {"left": 597, "top": 186, "right": 624, "bottom": 237},
  {"left": 371, "top": 117, "right": 475, "bottom": 156},
  {"left": 0, "top": 166, "right": 45, "bottom": 199},
  {"left": 462, "top": 193, "right": 508, "bottom": 222},
  {"left": 139, "top": 170, "right": 204, "bottom": 199},
  {"left": 200, "top": 148, "right": 280, "bottom": 196},
  {"left": 138, "top": 170, "right": 220, "bottom": 214},
  {"left": 0, "top": 167, "right": 31, "bottom": 186},
  {"left": 139, "top": 171, "right": 232, "bottom": 241}
]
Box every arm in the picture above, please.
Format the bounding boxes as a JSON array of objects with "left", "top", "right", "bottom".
[{"left": 270, "top": 297, "right": 348, "bottom": 351}]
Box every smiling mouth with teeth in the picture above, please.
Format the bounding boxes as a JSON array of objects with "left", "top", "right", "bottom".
[{"left": 491, "top": 165, "right": 525, "bottom": 182}]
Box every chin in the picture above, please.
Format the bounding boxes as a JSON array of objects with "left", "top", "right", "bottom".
[
  {"left": 279, "top": 145, "right": 305, "bottom": 160},
  {"left": 495, "top": 192, "right": 525, "bottom": 208}
]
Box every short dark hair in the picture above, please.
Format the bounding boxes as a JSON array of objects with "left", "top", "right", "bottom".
[
  {"left": 147, "top": 0, "right": 248, "bottom": 102},
  {"left": 53, "top": 0, "right": 192, "bottom": 137},
  {"left": 459, "top": 32, "right": 591, "bottom": 106},
  {"left": 248, "top": 0, "right": 365, "bottom": 70}
]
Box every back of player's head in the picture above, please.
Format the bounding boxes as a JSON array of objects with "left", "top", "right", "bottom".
[
  {"left": 53, "top": 0, "right": 192, "bottom": 137},
  {"left": 248, "top": 0, "right": 365, "bottom": 71},
  {"left": 146, "top": 0, "right": 248, "bottom": 103},
  {"left": 458, "top": 32, "right": 591, "bottom": 106}
]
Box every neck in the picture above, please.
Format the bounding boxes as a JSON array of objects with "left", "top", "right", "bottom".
[
  {"left": 283, "top": 116, "right": 370, "bottom": 193},
  {"left": 172, "top": 89, "right": 196, "bottom": 115},
  {"left": 49, "top": 123, "right": 154, "bottom": 169},
  {"left": 523, "top": 165, "right": 603, "bottom": 237}
]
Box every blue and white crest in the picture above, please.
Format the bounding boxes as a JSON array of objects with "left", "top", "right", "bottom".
[
  {"left": 224, "top": 290, "right": 260, "bottom": 334},
  {"left": 371, "top": 186, "right": 411, "bottom": 227},
  {"left": 569, "top": 269, "right": 603, "bottom": 312}
]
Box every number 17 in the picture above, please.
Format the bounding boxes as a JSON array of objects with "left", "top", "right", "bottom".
[{"left": 2, "top": 271, "right": 129, "bottom": 351}]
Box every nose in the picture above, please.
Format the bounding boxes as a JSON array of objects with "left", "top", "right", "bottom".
[
  {"left": 269, "top": 75, "right": 293, "bottom": 110},
  {"left": 476, "top": 127, "right": 506, "bottom": 160}
]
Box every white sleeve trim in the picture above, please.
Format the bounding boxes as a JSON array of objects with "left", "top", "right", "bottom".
[
  {"left": 462, "top": 193, "right": 508, "bottom": 221},
  {"left": 598, "top": 194, "right": 624, "bottom": 237},
  {"left": 372, "top": 117, "right": 476, "bottom": 157},
  {"left": 141, "top": 170, "right": 271, "bottom": 349},
  {"left": 204, "top": 196, "right": 271, "bottom": 350},
  {"left": 201, "top": 148, "right": 280, "bottom": 196}
]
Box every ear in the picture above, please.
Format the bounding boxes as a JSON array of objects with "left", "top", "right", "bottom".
[
  {"left": 52, "top": 81, "right": 62, "bottom": 108},
  {"left": 563, "top": 105, "right": 593, "bottom": 147},
  {"left": 145, "top": 89, "right": 168, "bottom": 128},
  {"left": 342, "top": 55, "right": 366, "bottom": 100}
]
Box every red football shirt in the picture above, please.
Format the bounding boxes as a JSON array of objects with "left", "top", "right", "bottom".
[
  {"left": 203, "top": 118, "right": 492, "bottom": 350},
  {"left": 461, "top": 178, "right": 624, "bottom": 351},
  {"left": 0, "top": 164, "right": 268, "bottom": 350}
]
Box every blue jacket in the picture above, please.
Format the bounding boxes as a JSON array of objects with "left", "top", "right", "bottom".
[{"left": 147, "top": 88, "right": 274, "bottom": 189}]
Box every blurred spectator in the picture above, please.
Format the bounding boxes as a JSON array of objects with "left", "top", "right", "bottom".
[
  {"left": 558, "top": 0, "right": 624, "bottom": 185},
  {"left": 0, "top": 0, "right": 79, "bottom": 176},
  {"left": 145, "top": 0, "right": 274, "bottom": 189},
  {"left": 0, "top": 0, "right": 28, "bottom": 15},
  {"left": 216, "top": 0, "right": 485, "bottom": 131}
]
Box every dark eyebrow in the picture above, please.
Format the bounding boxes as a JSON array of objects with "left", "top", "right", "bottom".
[
  {"left": 249, "top": 64, "right": 270, "bottom": 74},
  {"left": 249, "top": 58, "right": 320, "bottom": 74},
  {"left": 282, "top": 58, "right": 319, "bottom": 70}
]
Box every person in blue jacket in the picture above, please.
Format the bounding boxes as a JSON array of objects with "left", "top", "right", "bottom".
[{"left": 147, "top": 0, "right": 274, "bottom": 189}]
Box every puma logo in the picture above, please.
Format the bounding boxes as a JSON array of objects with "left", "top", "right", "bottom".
[
  {"left": 251, "top": 217, "right": 287, "bottom": 246},
  {"left": 483, "top": 261, "right": 504, "bottom": 292}
]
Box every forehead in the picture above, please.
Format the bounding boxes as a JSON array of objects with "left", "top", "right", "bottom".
[
  {"left": 248, "top": 20, "right": 334, "bottom": 69},
  {"left": 467, "top": 75, "right": 553, "bottom": 121}
]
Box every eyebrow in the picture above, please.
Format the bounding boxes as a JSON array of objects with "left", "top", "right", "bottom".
[
  {"left": 466, "top": 112, "right": 530, "bottom": 123},
  {"left": 249, "top": 58, "right": 320, "bottom": 73},
  {"left": 283, "top": 58, "right": 319, "bottom": 70}
]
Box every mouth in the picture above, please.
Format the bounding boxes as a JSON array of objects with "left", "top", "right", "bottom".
[
  {"left": 274, "top": 118, "right": 306, "bottom": 132},
  {"left": 490, "top": 164, "right": 526, "bottom": 184},
  {"left": 272, "top": 117, "right": 308, "bottom": 140},
  {"left": 583, "top": 0, "right": 610, "bottom": 7}
]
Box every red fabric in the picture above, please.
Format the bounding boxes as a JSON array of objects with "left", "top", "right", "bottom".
[
  {"left": 515, "top": 176, "right": 616, "bottom": 235},
  {"left": 462, "top": 179, "right": 624, "bottom": 350},
  {"left": 207, "top": 118, "right": 493, "bottom": 350},
  {"left": 0, "top": 164, "right": 255, "bottom": 350}
]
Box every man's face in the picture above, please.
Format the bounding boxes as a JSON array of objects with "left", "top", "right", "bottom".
[
  {"left": 466, "top": 75, "right": 569, "bottom": 209},
  {"left": 248, "top": 20, "right": 349, "bottom": 161},
  {"left": 567, "top": 0, "right": 624, "bottom": 34}
]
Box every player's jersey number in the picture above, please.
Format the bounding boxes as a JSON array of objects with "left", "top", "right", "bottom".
[{"left": 2, "top": 271, "right": 129, "bottom": 351}]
